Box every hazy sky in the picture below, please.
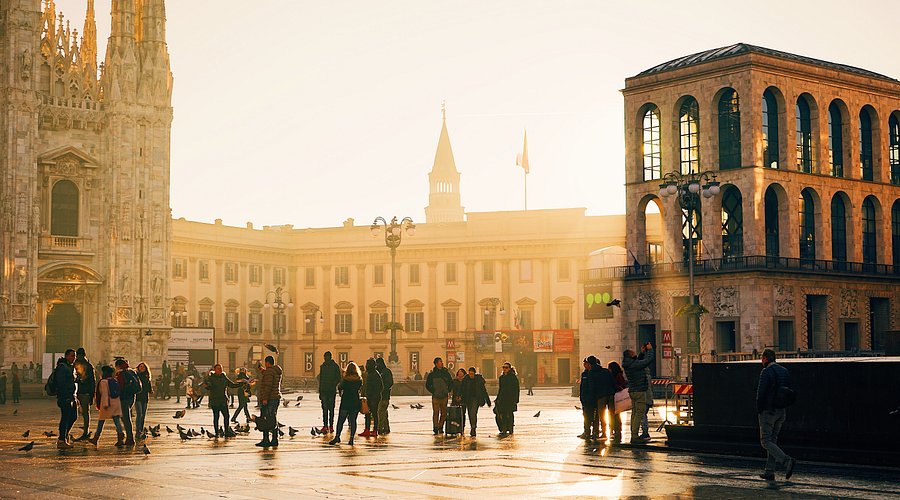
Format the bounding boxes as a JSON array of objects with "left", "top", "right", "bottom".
[{"left": 54, "top": 0, "right": 900, "bottom": 229}]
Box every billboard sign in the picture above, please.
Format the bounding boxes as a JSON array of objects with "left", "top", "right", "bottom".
[
  {"left": 167, "top": 328, "right": 215, "bottom": 372},
  {"left": 584, "top": 282, "right": 614, "bottom": 319},
  {"left": 533, "top": 331, "right": 553, "bottom": 353}
]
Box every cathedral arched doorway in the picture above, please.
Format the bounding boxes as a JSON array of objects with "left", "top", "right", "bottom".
[{"left": 45, "top": 303, "right": 81, "bottom": 353}]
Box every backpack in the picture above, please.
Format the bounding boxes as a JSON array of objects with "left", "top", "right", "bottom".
[
  {"left": 433, "top": 375, "right": 449, "bottom": 399},
  {"left": 45, "top": 370, "right": 58, "bottom": 397},
  {"left": 123, "top": 370, "right": 142, "bottom": 396},
  {"left": 773, "top": 385, "right": 797, "bottom": 409},
  {"left": 107, "top": 378, "right": 121, "bottom": 399}
]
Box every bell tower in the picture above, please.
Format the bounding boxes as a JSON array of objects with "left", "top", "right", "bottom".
[{"left": 425, "top": 103, "right": 464, "bottom": 223}]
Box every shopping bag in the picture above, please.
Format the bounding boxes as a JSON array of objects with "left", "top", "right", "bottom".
[
  {"left": 614, "top": 388, "right": 632, "bottom": 414},
  {"left": 360, "top": 397, "right": 370, "bottom": 415}
]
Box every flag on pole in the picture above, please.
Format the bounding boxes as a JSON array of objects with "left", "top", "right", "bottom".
[{"left": 515, "top": 129, "right": 530, "bottom": 174}]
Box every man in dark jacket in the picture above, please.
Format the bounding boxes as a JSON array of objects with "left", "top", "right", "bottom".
[
  {"left": 589, "top": 356, "right": 616, "bottom": 441},
  {"left": 425, "top": 357, "right": 453, "bottom": 435},
  {"left": 0, "top": 371, "right": 7, "bottom": 404},
  {"left": 73, "top": 347, "right": 95, "bottom": 441},
  {"left": 318, "top": 351, "right": 342, "bottom": 433},
  {"left": 461, "top": 367, "right": 491, "bottom": 436},
  {"left": 495, "top": 363, "right": 520, "bottom": 435},
  {"left": 115, "top": 358, "right": 141, "bottom": 446},
  {"left": 256, "top": 355, "right": 283, "bottom": 448},
  {"left": 623, "top": 344, "right": 654, "bottom": 444},
  {"left": 757, "top": 349, "right": 796, "bottom": 481},
  {"left": 375, "top": 357, "right": 394, "bottom": 435},
  {"left": 578, "top": 358, "right": 597, "bottom": 440},
  {"left": 54, "top": 349, "right": 78, "bottom": 449}
]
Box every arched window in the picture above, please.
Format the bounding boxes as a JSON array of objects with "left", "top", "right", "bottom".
[
  {"left": 642, "top": 106, "right": 661, "bottom": 181},
  {"left": 799, "top": 189, "right": 816, "bottom": 260},
  {"left": 892, "top": 200, "right": 900, "bottom": 267},
  {"left": 860, "top": 110, "right": 874, "bottom": 181},
  {"left": 862, "top": 197, "right": 877, "bottom": 264},
  {"left": 682, "top": 205, "right": 702, "bottom": 264},
  {"left": 679, "top": 97, "right": 700, "bottom": 174},
  {"left": 796, "top": 98, "right": 813, "bottom": 173},
  {"left": 890, "top": 115, "right": 900, "bottom": 185},
  {"left": 831, "top": 195, "right": 847, "bottom": 262},
  {"left": 828, "top": 103, "right": 844, "bottom": 177},
  {"left": 50, "top": 180, "right": 79, "bottom": 237},
  {"left": 762, "top": 90, "right": 779, "bottom": 169},
  {"left": 765, "top": 187, "right": 780, "bottom": 257},
  {"left": 721, "top": 187, "right": 743, "bottom": 258},
  {"left": 717, "top": 89, "right": 741, "bottom": 169}
]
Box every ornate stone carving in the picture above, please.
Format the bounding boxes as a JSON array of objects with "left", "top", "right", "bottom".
[
  {"left": 21, "top": 49, "right": 31, "bottom": 80},
  {"left": 16, "top": 193, "right": 28, "bottom": 233},
  {"left": 637, "top": 290, "right": 659, "bottom": 321},
  {"left": 713, "top": 286, "right": 739, "bottom": 317},
  {"left": 9, "top": 340, "right": 28, "bottom": 358},
  {"left": 150, "top": 307, "right": 165, "bottom": 324},
  {"left": 840, "top": 288, "right": 859, "bottom": 318},
  {"left": 117, "top": 307, "right": 133, "bottom": 323},
  {"left": 151, "top": 273, "right": 163, "bottom": 306},
  {"left": 773, "top": 284, "right": 794, "bottom": 317},
  {"left": 144, "top": 341, "right": 162, "bottom": 357}
]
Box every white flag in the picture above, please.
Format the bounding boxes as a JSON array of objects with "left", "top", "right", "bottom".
[{"left": 515, "top": 129, "right": 530, "bottom": 174}]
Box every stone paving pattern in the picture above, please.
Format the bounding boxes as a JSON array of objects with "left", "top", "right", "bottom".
[{"left": 0, "top": 389, "right": 898, "bottom": 499}]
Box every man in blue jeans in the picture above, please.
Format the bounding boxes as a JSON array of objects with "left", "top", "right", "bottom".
[
  {"left": 255, "top": 355, "right": 283, "bottom": 448},
  {"left": 757, "top": 349, "right": 796, "bottom": 480},
  {"left": 55, "top": 349, "right": 78, "bottom": 449},
  {"left": 115, "top": 359, "right": 139, "bottom": 446}
]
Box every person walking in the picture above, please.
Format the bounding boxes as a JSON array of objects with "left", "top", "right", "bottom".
[
  {"left": 578, "top": 358, "right": 598, "bottom": 440},
  {"left": 11, "top": 369, "right": 21, "bottom": 404},
  {"left": 318, "top": 352, "right": 342, "bottom": 434},
  {"left": 425, "top": 357, "right": 453, "bottom": 435},
  {"left": 114, "top": 358, "right": 141, "bottom": 447},
  {"left": 447, "top": 368, "right": 467, "bottom": 436},
  {"left": 461, "top": 367, "right": 490, "bottom": 437},
  {"left": 360, "top": 358, "right": 383, "bottom": 437},
  {"left": 160, "top": 360, "right": 172, "bottom": 399},
  {"left": 174, "top": 362, "right": 185, "bottom": 404},
  {"left": 757, "top": 349, "right": 797, "bottom": 481},
  {"left": 54, "top": 349, "right": 78, "bottom": 449},
  {"left": 623, "top": 344, "right": 654, "bottom": 445},
  {"left": 0, "top": 371, "right": 7, "bottom": 404},
  {"left": 608, "top": 361, "right": 627, "bottom": 444},
  {"left": 375, "top": 357, "right": 394, "bottom": 435},
  {"left": 134, "top": 362, "right": 153, "bottom": 440},
  {"left": 329, "top": 361, "right": 362, "bottom": 446},
  {"left": 525, "top": 372, "right": 536, "bottom": 396},
  {"left": 231, "top": 367, "right": 252, "bottom": 424},
  {"left": 495, "top": 362, "right": 520, "bottom": 436},
  {"left": 87, "top": 365, "right": 125, "bottom": 448},
  {"left": 590, "top": 356, "right": 616, "bottom": 442},
  {"left": 204, "top": 363, "right": 242, "bottom": 438},
  {"left": 73, "top": 348, "right": 95, "bottom": 441},
  {"left": 255, "top": 355, "right": 283, "bottom": 448}
]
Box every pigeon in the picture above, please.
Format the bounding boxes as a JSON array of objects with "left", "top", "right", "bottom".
[
  {"left": 606, "top": 298, "right": 622, "bottom": 308},
  {"left": 391, "top": 404, "right": 399, "bottom": 409},
  {"left": 166, "top": 426, "right": 174, "bottom": 434},
  {"left": 415, "top": 403, "right": 424, "bottom": 409},
  {"left": 142, "top": 444, "right": 151, "bottom": 455},
  {"left": 282, "top": 399, "right": 289, "bottom": 407},
  {"left": 13, "top": 410, "right": 18, "bottom": 415},
  {"left": 277, "top": 428, "right": 285, "bottom": 437},
  {"left": 533, "top": 411, "right": 541, "bottom": 418},
  {"left": 409, "top": 404, "right": 416, "bottom": 409},
  {"left": 22, "top": 430, "right": 29, "bottom": 438},
  {"left": 294, "top": 401, "right": 302, "bottom": 407},
  {"left": 43, "top": 431, "right": 57, "bottom": 438},
  {"left": 18, "top": 441, "right": 34, "bottom": 452},
  {"left": 289, "top": 427, "right": 298, "bottom": 437},
  {"left": 264, "top": 343, "right": 279, "bottom": 354},
  {"left": 575, "top": 405, "right": 581, "bottom": 410},
  {"left": 178, "top": 430, "right": 191, "bottom": 440},
  {"left": 277, "top": 422, "right": 285, "bottom": 428},
  {"left": 153, "top": 424, "right": 161, "bottom": 433},
  {"left": 190, "top": 429, "right": 201, "bottom": 437},
  {"left": 296, "top": 395, "right": 304, "bottom": 401},
  {"left": 200, "top": 427, "right": 206, "bottom": 435},
  {"left": 205, "top": 430, "right": 216, "bottom": 439},
  {"left": 177, "top": 424, "right": 185, "bottom": 432},
  {"left": 150, "top": 428, "right": 161, "bottom": 438},
  {"left": 174, "top": 410, "right": 186, "bottom": 419}
]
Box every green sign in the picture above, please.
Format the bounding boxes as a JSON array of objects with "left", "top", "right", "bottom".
[{"left": 584, "top": 282, "right": 614, "bottom": 319}]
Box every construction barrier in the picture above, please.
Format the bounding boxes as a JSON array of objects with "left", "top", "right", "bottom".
[{"left": 671, "top": 382, "right": 693, "bottom": 425}]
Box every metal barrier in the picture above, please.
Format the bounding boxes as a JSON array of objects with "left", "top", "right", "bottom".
[{"left": 670, "top": 382, "right": 693, "bottom": 425}]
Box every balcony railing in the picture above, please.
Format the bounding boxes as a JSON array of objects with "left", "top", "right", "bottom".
[
  {"left": 39, "top": 235, "right": 93, "bottom": 255},
  {"left": 581, "top": 255, "right": 899, "bottom": 282}
]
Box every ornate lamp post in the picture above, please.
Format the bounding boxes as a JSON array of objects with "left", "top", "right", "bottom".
[
  {"left": 304, "top": 306, "right": 324, "bottom": 379},
  {"left": 370, "top": 216, "right": 416, "bottom": 364},
  {"left": 482, "top": 297, "right": 505, "bottom": 331},
  {"left": 263, "top": 286, "right": 294, "bottom": 362},
  {"left": 658, "top": 170, "right": 720, "bottom": 354},
  {"left": 169, "top": 306, "right": 188, "bottom": 327}
]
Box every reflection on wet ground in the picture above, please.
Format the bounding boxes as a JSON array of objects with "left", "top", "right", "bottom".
[{"left": 0, "top": 388, "right": 897, "bottom": 498}]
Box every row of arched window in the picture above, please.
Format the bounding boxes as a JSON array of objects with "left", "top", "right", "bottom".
[{"left": 641, "top": 89, "right": 900, "bottom": 184}]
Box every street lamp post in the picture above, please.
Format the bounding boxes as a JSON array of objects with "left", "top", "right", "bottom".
[
  {"left": 658, "top": 170, "right": 720, "bottom": 354},
  {"left": 264, "top": 286, "right": 294, "bottom": 363},
  {"left": 482, "top": 297, "right": 505, "bottom": 331},
  {"left": 370, "top": 216, "right": 416, "bottom": 364},
  {"left": 303, "top": 306, "right": 324, "bottom": 379}
]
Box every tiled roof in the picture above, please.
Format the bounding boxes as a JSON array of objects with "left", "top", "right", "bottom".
[{"left": 635, "top": 43, "right": 898, "bottom": 82}]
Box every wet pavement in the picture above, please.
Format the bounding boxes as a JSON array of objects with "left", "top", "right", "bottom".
[{"left": 0, "top": 388, "right": 897, "bottom": 499}]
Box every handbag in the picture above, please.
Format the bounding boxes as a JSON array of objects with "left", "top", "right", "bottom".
[
  {"left": 614, "top": 388, "right": 632, "bottom": 414},
  {"left": 254, "top": 413, "right": 276, "bottom": 432},
  {"left": 360, "top": 397, "right": 369, "bottom": 415}
]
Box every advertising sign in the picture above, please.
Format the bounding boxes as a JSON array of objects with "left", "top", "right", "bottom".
[
  {"left": 475, "top": 333, "right": 493, "bottom": 353},
  {"left": 584, "top": 282, "right": 614, "bottom": 319},
  {"left": 446, "top": 351, "right": 457, "bottom": 370},
  {"left": 533, "top": 331, "right": 554, "bottom": 353},
  {"left": 554, "top": 330, "right": 575, "bottom": 353},
  {"left": 167, "top": 327, "right": 215, "bottom": 372},
  {"left": 662, "top": 330, "right": 673, "bottom": 345},
  {"left": 304, "top": 352, "right": 313, "bottom": 372},
  {"left": 409, "top": 351, "right": 420, "bottom": 376}
]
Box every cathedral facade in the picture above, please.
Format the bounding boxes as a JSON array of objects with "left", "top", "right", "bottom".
[{"left": 0, "top": 0, "right": 173, "bottom": 369}]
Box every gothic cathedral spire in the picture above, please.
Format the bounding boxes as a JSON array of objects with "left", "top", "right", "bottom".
[{"left": 425, "top": 103, "right": 465, "bottom": 223}]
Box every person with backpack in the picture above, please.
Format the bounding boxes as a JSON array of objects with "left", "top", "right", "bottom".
[
  {"left": 52, "top": 349, "right": 78, "bottom": 449},
  {"left": 757, "top": 349, "right": 797, "bottom": 481},
  {"left": 134, "top": 362, "right": 153, "bottom": 440},
  {"left": 375, "top": 357, "right": 394, "bottom": 435},
  {"left": 425, "top": 357, "right": 453, "bottom": 435},
  {"left": 318, "top": 352, "right": 342, "bottom": 433},
  {"left": 114, "top": 358, "right": 141, "bottom": 446},
  {"left": 88, "top": 365, "right": 125, "bottom": 447},
  {"left": 73, "top": 348, "right": 96, "bottom": 441}
]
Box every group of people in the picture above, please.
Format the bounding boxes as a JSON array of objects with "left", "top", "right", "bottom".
[
  {"left": 579, "top": 343, "right": 655, "bottom": 445},
  {"left": 0, "top": 366, "right": 23, "bottom": 404},
  {"left": 425, "top": 357, "right": 517, "bottom": 437}
]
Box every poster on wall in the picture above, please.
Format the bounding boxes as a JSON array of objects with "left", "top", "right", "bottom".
[
  {"left": 533, "top": 331, "right": 554, "bottom": 353},
  {"left": 554, "top": 330, "right": 575, "bottom": 352},
  {"left": 475, "top": 332, "right": 494, "bottom": 353},
  {"left": 167, "top": 327, "right": 215, "bottom": 373},
  {"left": 584, "top": 282, "right": 615, "bottom": 319}
]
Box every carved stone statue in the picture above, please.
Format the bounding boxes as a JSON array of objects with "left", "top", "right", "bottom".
[
  {"left": 15, "top": 267, "right": 27, "bottom": 292},
  {"left": 120, "top": 272, "right": 131, "bottom": 299},
  {"left": 21, "top": 49, "right": 31, "bottom": 80},
  {"left": 151, "top": 274, "right": 162, "bottom": 305}
]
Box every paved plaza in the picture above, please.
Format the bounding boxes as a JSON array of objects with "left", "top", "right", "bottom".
[{"left": 0, "top": 388, "right": 897, "bottom": 499}]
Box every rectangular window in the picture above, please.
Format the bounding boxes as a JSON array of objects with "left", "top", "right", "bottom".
[
  {"left": 520, "top": 260, "right": 533, "bottom": 282},
  {"left": 518, "top": 309, "right": 533, "bottom": 330},
  {"left": 225, "top": 312, "right": 238, "bottom": 333},
  {"left": 273, "top": 267, "right": 285, "bottom": 286},
  {"left": 445, "top": 263, "right": 457, "bottom": 284},
  {"left": 224, "top": 263, "right": 237, "bottom": 283},
  {"left": 558, "top": 308, "right": 571, "bottom": 329},
  {"left": 404, "top": 311, "right": 424, "bottom": 332},
  {"left": 173, "top": 258, "right": 185, "bottom": 279},
  {"left": 199, "top": 311, "right": 212, "bottom": 328},
  {"left": 304, "top": 312, "right": 318, "bottom": 334},
  {"left": 648, "top": 243, "right": 663, "bottom": 265},
  {"left": 304, "top": 267, "right": 315, "bottom": 287},
  {"left": 335, "top": 266, "right": 349, "bottom": 286},
  {"left": 482, "top": 261, "right": 495, "bottom": 282},
  {"left": 373, "top": 265, "right": 384, "bottom": 286},
  {"left": 409, "top": 263, "right": 420, "bottom": 285},
  {"left": 335, "top": 312, "right": 352, "bottom": 333},
  {"left": 249, "top": 312, "right": 262, "bottom": 333},
  {"left": 249, "top": 265, "right": 262, "bottom": 285},
  {"left": 445, "top": 310, "right": 458, "bottom": 332},
  {"left": 369, "top": 312, "right": 388, "bottom": 332},
  {"left": 557, "top": 260, "right": 570, "bottom": 281},
  {"left": 199, "top": 260, "right": 209, "bottom": 281}
]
